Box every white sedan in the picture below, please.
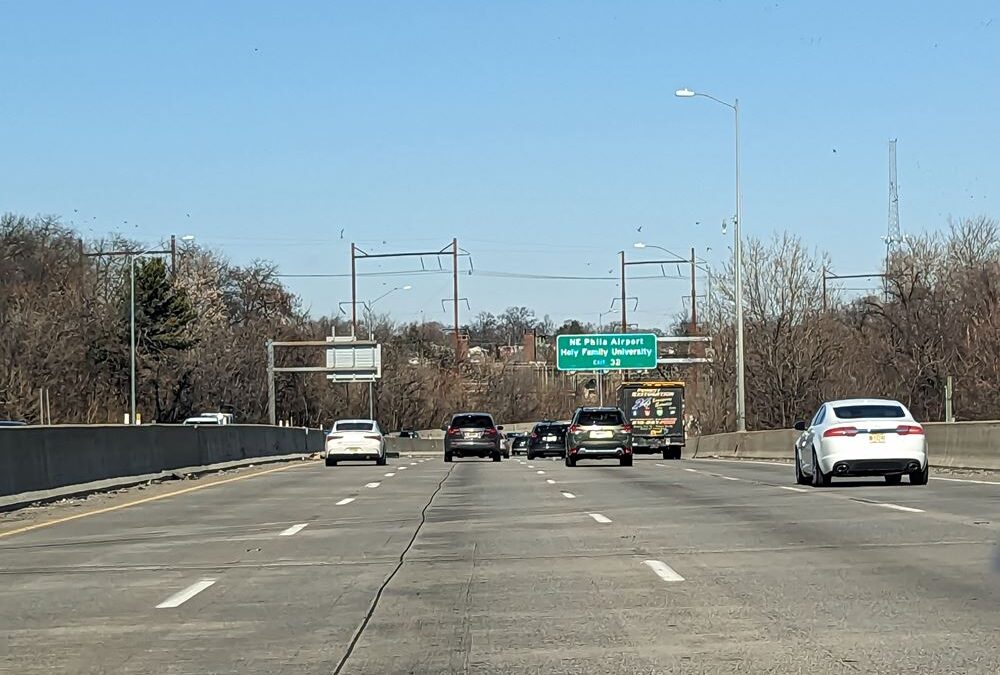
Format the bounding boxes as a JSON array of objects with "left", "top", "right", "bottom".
[
  {"left": 793, "top": 398, "right": 928, "bottom": 487},
  {"left": 325, "top": 419, "right": 386, "bottom": 466}
]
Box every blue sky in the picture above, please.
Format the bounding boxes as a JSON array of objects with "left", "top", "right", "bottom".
[{"left": 2, "top": 1, "right": 998, "bottom": 327}]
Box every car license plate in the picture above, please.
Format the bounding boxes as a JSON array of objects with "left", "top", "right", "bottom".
[
  {"left": 544, "top": 435, "right": 557, "bottom": 442},
  {"left": 591, "top": 430, "right": 612, "bottom": 439},
  {"left": 869, "top": 433, "right": 885, "bottom": 443},
  {"left": 464, "top": 431, "right": 479, "bottom": 439}
]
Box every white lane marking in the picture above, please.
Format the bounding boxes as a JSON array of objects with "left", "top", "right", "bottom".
[
  {"left": 655, "top": 463, "right": 666, "bottom": 467},
  {"left": 528, "top": 465, "right": 535, "bottom": 468},
  {"left": 365, "top": 482, "right": 381, "bottom": 489},
  {"left": 410, "top": 462, "right": 417, "bottom": 465},
  {"left": 876, "top": 502, "right": 925, "bottom": 513},
  {"left": 720, "top": 476, "right": 740, "bottom": 481},
  {"left": 683, "top": 468, "right": 699, "bottom": 473},
  {"left": 695, "top": 458, "right": 789, "bottom": 467},
  {"left": 779, "top": 486, "right": 809, "bottom": 493},
  {"left": 384, "top": 472, "right": 395, "bottom": 477},
  {"left": 156, "top": 578, "right": 217, "bottom": 609},
  {"left": 588, "top": 513, "right": 612, "bottom": 524},
  {"left": 932, "top": 476, "right": 1000, "bottom": 486},
  {"left": 546, "top": 479, "right": 556, "bottom": 484},
  {"left": 278, "top": 523, "right": 308, "bottom": 537},
  {"left": 643, "top": 560, "right": 685, "bottom": 582},
  {"left": 536, "top": 470, "right": 546, "bottom": 475},
  {"left": 398, "top": 466, "right": 408, "bottom": 470},
  {"left": 335, "top": 497, "right": 355, "bottom": 506},
  {"left": 561, "top": 491, "right": 577, "bottom": 499}
]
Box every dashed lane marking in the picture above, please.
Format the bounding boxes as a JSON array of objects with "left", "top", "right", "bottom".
[
  {"left": 155, "top": 578, "right": 217, "bottom": 609},
  {"left": 588, "top": 513, "right": 612, "bottom": 524},
  {"left": 335, "top": 497, "right": 355, "bottom": 506},
  {"left": 278, "top": 523, "right": 308, "bottom": 537},
  {"left": 643, "top": 560, "right": 685, "bottom": 582}
]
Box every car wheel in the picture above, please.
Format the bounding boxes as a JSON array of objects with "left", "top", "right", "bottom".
[
  {"left": 620, "top": 457, "right": 633, "bottom": 467},
  {"left": 662, "top": 449, "right": 670, "bottom": 460},
  {"left": 444, "top": 452, "right": 452, "bottom": 463},
  {"left": 566, "top": 455, "right": 577, "bottom": 467},
  {"left": 376, "top": 456, "right": 386, "bottom": 466},
  {"left": 492, "top": 452, "right": 501, "bottom": 462},
  {"left": 794, "top": 449, "right": 809, "bottom": 485},
  {"left": 527, "top": 451, "right": 535, "bottom": 460},
  {"left": 811, "top": 449, "right": 830, "bottom": 487},
  {"left": 909, "top": 464, "right": 929, "bottom": 485},
  {"left": 885, "top": 474, "right": 902, "bottom": 485},
  {"left": 325, "top": 458, "right": 336, "bottom": 467}
]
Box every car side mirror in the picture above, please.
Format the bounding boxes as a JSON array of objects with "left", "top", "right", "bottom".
[{"left": 793, "top": 420, "right": 807, "bottom": 432}]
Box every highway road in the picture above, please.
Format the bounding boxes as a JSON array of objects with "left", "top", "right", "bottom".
[{"left": 2, "top": 455, "right": 999, "bottom": 674}]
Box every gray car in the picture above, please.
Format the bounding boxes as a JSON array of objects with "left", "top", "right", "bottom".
[
  {"left": 443, "top": 412, "right": 503, "bottom": 462},
  {"left": 565, "top": 407, "right": 633, "bottom": 467}
]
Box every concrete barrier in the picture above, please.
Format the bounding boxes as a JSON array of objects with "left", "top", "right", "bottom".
[
  {"left": 385, "top": 437, "right": 443, "bottom": 455},
  {"left": 691, "top": 421, "right": 1000, "bottom": 470},
  {"left": 0, "top": 424, "right": 323, "bottom": 504}
]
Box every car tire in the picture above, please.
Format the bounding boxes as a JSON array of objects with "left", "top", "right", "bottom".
[
  {"left": 885, "top": 474, "right": 903, "bottom": 485},
  {"left": 909, "top": 464, "right": 929, "bottom": 485},
  {"left": 492, "top": 452, "right": 501, "bottom": 462},
  {"left": 376, "top": 456, "right": 386, "bottom": 466},
  {"left": 325, "top": 458, "right": 336, "bottom": 467},
  {"left": 444, "top": 452, "right": 452, "bottom": 463},
  {"left": 527, "top": 451, "right": 535, "bottom": 460},
  {"left": 794, "top": 449, "right": 810, "bottom": 485},
  {"left": 662, "top": 449, "right": 670, "bottom": 460},
  {"left": 566, "top": 455, "right": 577, "bottom": 467},
  {"left": 811, "top": 449, "right": 830, "bottom": 487},
  {"left": 620, "top": 457, "right": 633, "bottom": 467},
  {"left": 670, "top": 448, "right": 682, "bottom": 460}
]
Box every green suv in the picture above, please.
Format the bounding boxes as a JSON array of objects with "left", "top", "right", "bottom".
[{"left": 565, "top": 407, "right": 633, "bottom": 467}]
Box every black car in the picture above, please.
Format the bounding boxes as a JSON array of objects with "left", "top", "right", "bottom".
[
  {"left": 399, "top": 428, "right": 421, "bottom": 439},
  {"left": 443, "top": 412, "right": 503, "bottom": 462},
  {"left": 527, "top": 421, "right": 569, "bottom": 459},
  {"left": 509, "top": 434, "right": 530, "bottom": 456}
]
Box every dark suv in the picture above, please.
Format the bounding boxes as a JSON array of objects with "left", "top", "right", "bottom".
[
  {"left": 527, "top": 421, "right": 569, "bottom": 459},
  {"left": 565, "top": 407, "right": 633, "bottom": 466},
  {"left": 443, "top": 412, "right": 503, "bottom": 462}
]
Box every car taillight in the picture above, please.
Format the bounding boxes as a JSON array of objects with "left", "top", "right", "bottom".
[
  {"left": 896, "top": 424, "right": 924, "bottom": 435},
  {"left": 484, "top": 428, "right": 498, "bottom": 436},
  {"left": 622, "top": 423, "right": 633, "bottom": 433},
  {"left": 530, "top": 432, "right": 538, "bottom": 439},
  {"left": 568, "top": 424, "right": 579, "bottom": 434},
  {"left": 823, "top": 426, "right": 858, "bottom": 437},
  {"left": 364, "top": 435, "right": 382, "bottom": 441},
  {"left": 326, "top": 434, "right": 342, "bottom": 440},
  {"left": 447, "top": 427, "right": 462, "bottom": 436}
]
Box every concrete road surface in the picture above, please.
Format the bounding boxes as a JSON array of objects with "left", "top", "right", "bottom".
[{"left": 2, "top": 454, "right": 999, "bottom": 674}]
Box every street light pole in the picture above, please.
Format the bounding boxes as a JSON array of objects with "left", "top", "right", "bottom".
[
  {"left": 620, "top": 250, "right": 627, "bottom": 333},
  {"left": 130, "top": 255, "right": 137, "bottom": 424},
  {"left": 676, "top": 88, "right": 746, "bottom": 432}
]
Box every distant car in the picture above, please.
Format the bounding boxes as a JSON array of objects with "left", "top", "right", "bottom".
[
  {"left": 325, "top": 419, "right": 386, "bottom": 466},
  {"left": 182, "top": 416, "right": 222, "bottom": 425},
  {"left": 443, "top": 412, "right": 503, "bottom": 462},
  {"left": 527, "top": 422, "right": 569, "bottom": 460},
  {"left": 399, "top": 428, "right": 421, "bottom": 439},
  {"left": 509, "top": 434, "right": 530, "bottom": 456},
  {"left": 793, "top": 398, "right": 928, "bottom": 487},
  {"left": 565, "top": 407, "right": 633, "bottom": 467},
  {"left": 0, "top": 420, "right": 27, "bottom": 427}
]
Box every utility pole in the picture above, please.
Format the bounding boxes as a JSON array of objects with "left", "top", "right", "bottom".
[
  {"left": 620, "top": 250, "right": 627, "bottom": 334},
  {"left": 350, "top": 243, "right": 358, "bottom": 337},
  {"left": 170, "top": 234, "right": 177, "bottom": 276},
  {"left": 453, "top": 238, "right": 461, "bottom": 363},
  {"left": 689, "top": 247, "right": 697, "bottom": 333},
  {"left": 266, "top": 340, "right": 276, "bottom": 425}
]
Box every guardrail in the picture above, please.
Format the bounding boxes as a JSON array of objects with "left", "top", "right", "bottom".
[
  {"left": 689, "top": 421, "right": 1000, "bottom": 471},
  {"left": 0, "top": 424, "right": 324, "bottom": 506}
]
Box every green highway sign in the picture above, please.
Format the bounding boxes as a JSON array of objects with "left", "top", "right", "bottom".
[{"left": 556, "top": 333, "right": 658, "bottom": 371}]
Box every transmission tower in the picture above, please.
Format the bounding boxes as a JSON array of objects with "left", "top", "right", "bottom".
[{"left": 887, "top": 139, "right": 901, "bottom": 249}]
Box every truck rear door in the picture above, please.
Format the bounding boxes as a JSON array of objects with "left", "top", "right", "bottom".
[{"left": 621, "top": 385, "right": 684, "bottom": 446}]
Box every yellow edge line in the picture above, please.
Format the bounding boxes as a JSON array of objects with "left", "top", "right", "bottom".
[{"left": 0, "top": 461, "right": 312, "bottom": 541}]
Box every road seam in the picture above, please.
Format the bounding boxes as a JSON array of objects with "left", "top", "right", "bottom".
[{"left": 332, "top": 465, "right": 455, "bottom": 674}]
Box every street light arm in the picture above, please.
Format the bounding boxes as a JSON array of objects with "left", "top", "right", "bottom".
[{"left": 689, "top": 91, "right": 737, "bottom": 111}]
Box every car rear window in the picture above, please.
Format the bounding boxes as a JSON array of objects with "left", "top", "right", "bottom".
[
  {"left": 451, "top": 414, "right": 494, "bottom": 428},
  {"left": 576, "top": 410, "right": 625, "bottom": 426},
  {"left": 335, "top": 421, "right": 375, "bottom": 431},
  {"left": 833, "top": 405, "right": 906, "bottom": 419},
  {"left": 535, "top": 424, "right": 568, "bottom": 436}
]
